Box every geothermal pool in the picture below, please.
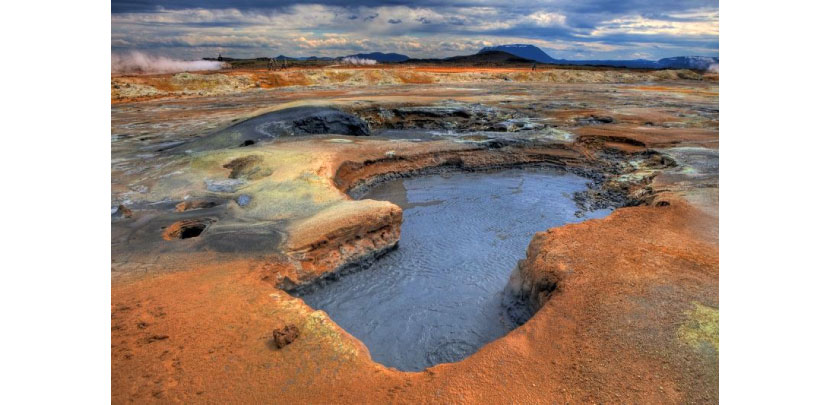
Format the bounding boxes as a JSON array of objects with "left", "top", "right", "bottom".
[{"left": 299, "top": 169, "right": 611, "bottom": 371}]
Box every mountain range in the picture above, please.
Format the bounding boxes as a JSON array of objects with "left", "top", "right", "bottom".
[
  {"left": 269, "top": 52, "right": 409, "bottom": 63},
  {"left": 478, "top": 44, "right": 718, "bottom": 70},
  {"left": 211, "top": 44, "right": 717, "bottom": 70},
  {"left": 343, "top": 52, "right": 410, "bottom": 62}
]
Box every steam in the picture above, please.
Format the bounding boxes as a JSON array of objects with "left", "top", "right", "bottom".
[
  {"left": 707, "top": 63, "right": 719, "bottom": 73},
  {"left": 340, "top": 57, "right": 378, "bottom": 66},
  {"left": 112, "top": 51, "right": 227, "bottom": 74}
]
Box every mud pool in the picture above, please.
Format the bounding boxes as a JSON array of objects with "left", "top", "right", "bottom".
[{"left": 298, "top": 169, "right": 612, "bottom": 371}]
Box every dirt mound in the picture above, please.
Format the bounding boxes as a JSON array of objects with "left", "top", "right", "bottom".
[
  {"left": 223, "top": 155, "right": 273, "bottom": 180},
  {"left": 172, "top": 106, "right": 371, "bottom": 152}
]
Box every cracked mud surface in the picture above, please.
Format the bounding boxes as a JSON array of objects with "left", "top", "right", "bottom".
[{"left": 111, "top": 73, "right": 718, "bottom": 404}]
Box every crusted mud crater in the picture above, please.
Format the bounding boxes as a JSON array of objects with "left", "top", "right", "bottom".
[
  {"left": 111, "top": 74, "right": 718, "bottom": 404},
  {"left": 298, "top": 169, "right": 613, "bottom": 372}
]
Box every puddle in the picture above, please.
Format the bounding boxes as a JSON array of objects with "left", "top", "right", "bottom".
[{"left": 298, "top": 168, "right": 611, "bottom": 371}]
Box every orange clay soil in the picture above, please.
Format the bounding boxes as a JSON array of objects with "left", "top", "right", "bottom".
[
  {"left": 575, "top": 125, "right": 719, "bottom": 149},
  {"left": 111, "top": 66, "right": 707, "bottom": 103},
  {"left": 112, "top": 194, "right": 717, "bottom": 403}
]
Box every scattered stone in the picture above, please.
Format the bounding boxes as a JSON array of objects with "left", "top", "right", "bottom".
[
  {"left": 205, "top": 178, "right": 246, "bottom": 193},
  {"left": 236, "top": 194, "right": 252, "bottom": 207},
  {"left": 112, "top": 204, "right": 133, "bottom": 218},
  {"left": 394, "top": 105, "right": 472, "bottom": 118},
  {"left": 495, "top": 119, "right": 544, "bottom": 132},
  {"left": 577, "top": 115, "right": 615, "bottom": 125},
  {"left": 273, "top": 323, "right": 300, "bottom": 349}
]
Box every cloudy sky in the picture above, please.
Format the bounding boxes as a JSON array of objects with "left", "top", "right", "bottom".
[{"left": 111, "top": 0, "right": 719, "bottom": 60}]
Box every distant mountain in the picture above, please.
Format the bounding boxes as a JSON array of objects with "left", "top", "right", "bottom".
[
  {"left": 444, "top": 50, "right": 534, "bottom": 65},
  {"left": 656, "top": 56, "right": 719, "bottom": 70},
  {"left": 403, "top": 50, "right": 535, "bottom": 66},
  {"left": 292, "top": 56, "right": 334, "bottom": 61},
  {"left": 343, "top": 52, "right": 410, "bottom": 62},
  {"left": 479, "top": 44, "right": 556, "bottom": 63},
  {"left": 561, "top": 59, "right": 661, "bottom": 69},
  {"left": 210, "top": 48, "right": 717, "bottom": 70},
  {"left": 270, "top": 55, "right": 336, "bottom": 61},
  {"left": 478, "top": 44, "right": 718, "bottom": 70}
]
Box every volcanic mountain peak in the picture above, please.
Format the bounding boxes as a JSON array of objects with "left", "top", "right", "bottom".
[{"left": 479, "top": 44, "right": 556, "bottom": 63}]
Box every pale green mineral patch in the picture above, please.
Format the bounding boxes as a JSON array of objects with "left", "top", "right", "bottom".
[
  {"left": 302, "top": 311, "right": 362, "bottom": 360},
  {"left": 678, "top": 302, "right": 719, "bottom": 351}
]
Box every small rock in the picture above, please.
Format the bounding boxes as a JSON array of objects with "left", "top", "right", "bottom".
[
  {"left": 273, "top": 323, "right": 300, "bottom": 349},
  {"left": 495, "top": 121, "right": 520, "bottom": 132},
  {"left": 112, "top": 204, "right": 133, "bottom": 218},
  {"left": 205, "top": 178, "right": 246, "bottom": 193},
  {"left": 236, "top": 194, "right": 252, "bottom": 207}
]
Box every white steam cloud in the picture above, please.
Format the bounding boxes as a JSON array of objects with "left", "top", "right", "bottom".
[
  {"left": 112, "top": 51, "right": 227, "bottom": 74},
  {"left": 707, "top": 63, "right": 719, "bottom": 73},
  {"left": 340, "top": 57, "right": 378, "bottom": 66}
]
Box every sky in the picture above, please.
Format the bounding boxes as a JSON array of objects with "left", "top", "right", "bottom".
[{"left": 111, "top": 0, "right": 719, "bottom": 61}]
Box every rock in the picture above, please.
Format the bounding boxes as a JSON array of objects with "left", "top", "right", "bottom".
[
  {"left": 495, "top": 119, "right": 543, "bottom": 132},
  {"left": 394, "top": 105, "right": 472, "bottom": 118},
  {"left": 273, "top": 323, "right": 300, "bottom": 349},
  {"left": 292, "top": 112, "right": 370, "bottom": 136},
  {"left": 205, "top": 178, "right": 246, "bottom": 193},
  {"left": 236, "top": 194, "right": 252, "bottom": 207},
  {"left": 577, "top": 115, "right": 615, "bottom": 125},
  {"left": 112, "top": 204, "right": 133, "bottom": 218},
  {"left": 172, "top": 107, "right": 371, "bottom": 153}
]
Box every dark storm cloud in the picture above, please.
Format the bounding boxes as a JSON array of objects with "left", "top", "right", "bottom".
[{"left": 111, "top": 0, "right": 718, "bottom": 60}]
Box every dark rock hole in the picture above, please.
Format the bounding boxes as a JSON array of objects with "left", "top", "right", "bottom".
[{"left": 179, "top": 224, "right": 207, "bottom": 239}]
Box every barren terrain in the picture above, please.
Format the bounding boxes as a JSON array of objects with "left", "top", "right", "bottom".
[{"left": 111, "top": 66, "right": 718, "bottom": 403}]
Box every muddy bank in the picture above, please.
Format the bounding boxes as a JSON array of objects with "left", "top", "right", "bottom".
[
  {"left": 111, "top": 135, "right": 667, "bottom": 291},
  {"left": 297, "top": 169, "right": 612, "bottom": 371},
  {"left": 111, "top": 198, "right": 717, "bottom": 404}
]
